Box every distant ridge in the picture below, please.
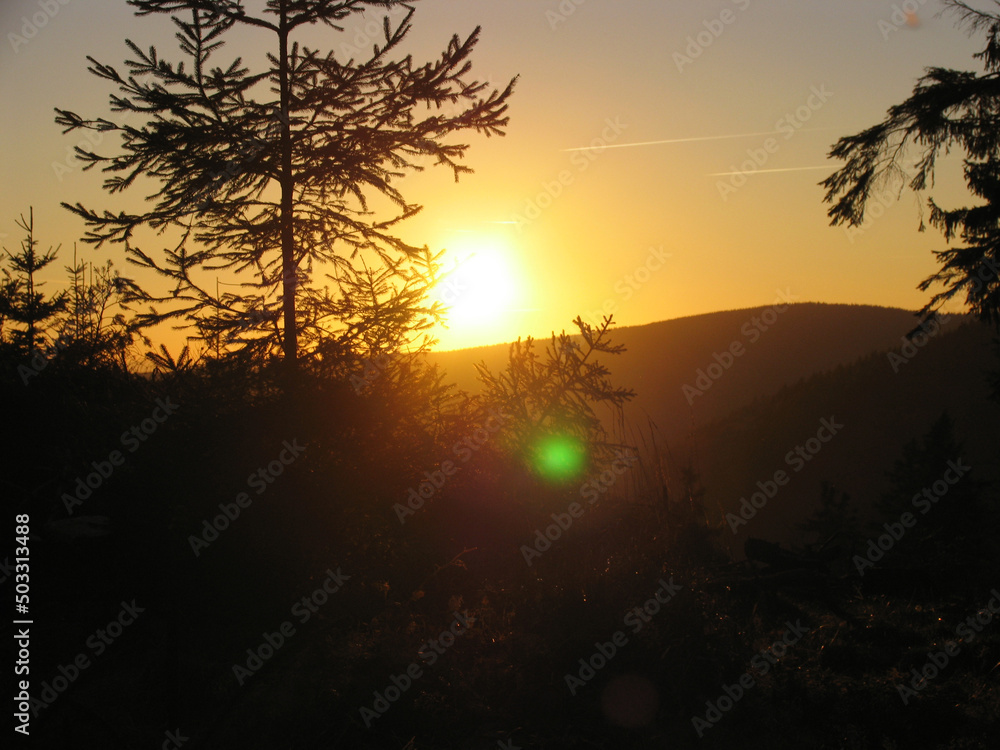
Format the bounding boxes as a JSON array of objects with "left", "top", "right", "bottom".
[
  {"left": 429, "top": 303, "right": 1000, "bottom": 550},
  {"left": 430, "top": 302, "right": 936, "bottom": 437}
]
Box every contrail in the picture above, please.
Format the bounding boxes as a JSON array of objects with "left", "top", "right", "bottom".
[
  {"left": 707, "top": 165, "right": 830, "bottom": 177},
  {"left": 561, "top": 127, "right": 835, "bottom": 152}
]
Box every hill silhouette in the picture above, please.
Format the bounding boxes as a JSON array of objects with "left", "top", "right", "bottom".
[
  {"left": 432, "top": 303, "right": 935, "bottom": 438},
  {"left": 431, "top": 303, "right": 1000, "bottom": 551}
]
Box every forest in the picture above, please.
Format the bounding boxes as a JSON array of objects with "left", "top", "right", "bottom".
[{"left": 5, "top": 1, "right": 1000, "bottom": 748}]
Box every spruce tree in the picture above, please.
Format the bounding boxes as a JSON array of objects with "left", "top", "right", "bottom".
[
  {"left": 60, "top": 249, "right": 136, "bottom": 368},
  {"left": 56, "top": 0, "right": 515, "bottom": 364},
  {"left": 2, "top": 208, "right": 68, "bottom": 354},
  {"left": 822, "top": 0, "right": 1000, "bottom": 327},
  {"left": 875, "top": 413, "right": 989, "bottom": 571},
  {"left": 473, "top": 316, "right": 636, "bottom": 471}
]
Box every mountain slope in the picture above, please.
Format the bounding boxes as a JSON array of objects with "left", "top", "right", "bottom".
[
  {"left": 695, "top": 316, "right": 1000, "bottom": 550},
  {"left": 432, "top": 302, "right": 938, "bottom": 440},
  {"left": 429, "top": 304, "right": 999, "bottom": 552}
]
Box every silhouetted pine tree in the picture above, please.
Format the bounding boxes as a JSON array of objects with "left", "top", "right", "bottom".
[
  {"left": 58, "top": 249, "right": 136, "bottom": 368},
  {"left": 875, "top": 413, "right": 992, "bottom": 572},
  {"left": 823, "top": 0, "right": 1000, "bottom": 328},
  {"left": 473, "top": 315, "right": 636, "bottom": 472},
  {"left": 668, "top": 462, "right": 721, "bottom": 565},
  {"left": 56, "top": 0, "right": 515, "bottom": 364},
  {"left": 1, "top": 208, "right": 67, "bottom": 354},
  {"left": 0, "top": 266, "right": 18, "bottom": 346}
]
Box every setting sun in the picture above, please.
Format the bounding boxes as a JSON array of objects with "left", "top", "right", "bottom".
[{"left": 429, "top": 233, "right": 524, "bottom": 350}]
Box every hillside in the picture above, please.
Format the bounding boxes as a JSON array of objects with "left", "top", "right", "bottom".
[
  {"left": 697, "top": 317, "right": 1000, "bottom": 550},
  {"left": 431, "top": 303, "right": 937, "bottom": 442},
  {"left": 431, "top": 304, "right": 1000, "bottom": 552}
]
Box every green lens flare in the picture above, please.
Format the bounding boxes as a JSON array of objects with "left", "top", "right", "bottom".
[{"left": 531, "top": 434, "right": 587, "bottom": 483}]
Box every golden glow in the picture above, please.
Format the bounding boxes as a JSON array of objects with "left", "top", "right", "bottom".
[
  {"left": 0, "top": 2, "right": 980, "bottom": 356},
  {"left": 429, "top": 233, "right": 523, "bottom": 351}
]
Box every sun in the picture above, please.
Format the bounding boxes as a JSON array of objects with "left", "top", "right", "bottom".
[{"left": 430, "top": 234, "right": 521, "bottom": 348}]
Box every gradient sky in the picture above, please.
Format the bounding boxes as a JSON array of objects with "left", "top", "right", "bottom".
[{"left": 0, "top": 0, "right": 989, "bottom": 351}]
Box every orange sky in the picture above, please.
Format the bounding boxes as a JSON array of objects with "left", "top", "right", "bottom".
[{"left": 0, "top": 0, "right": 987, "bottom": 352}]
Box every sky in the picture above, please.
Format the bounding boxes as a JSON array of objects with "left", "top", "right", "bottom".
[{"left": 0, "top": 0, "right": 990, "bottom": 352}]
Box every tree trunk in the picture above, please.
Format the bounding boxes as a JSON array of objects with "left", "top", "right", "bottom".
[{"left": 278, "top": 0, "right": 296, "bottom": 364}]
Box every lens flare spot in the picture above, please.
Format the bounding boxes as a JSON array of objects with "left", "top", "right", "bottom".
[{"left": 530, "top": 433, "right": 587, "bottom": 483}]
